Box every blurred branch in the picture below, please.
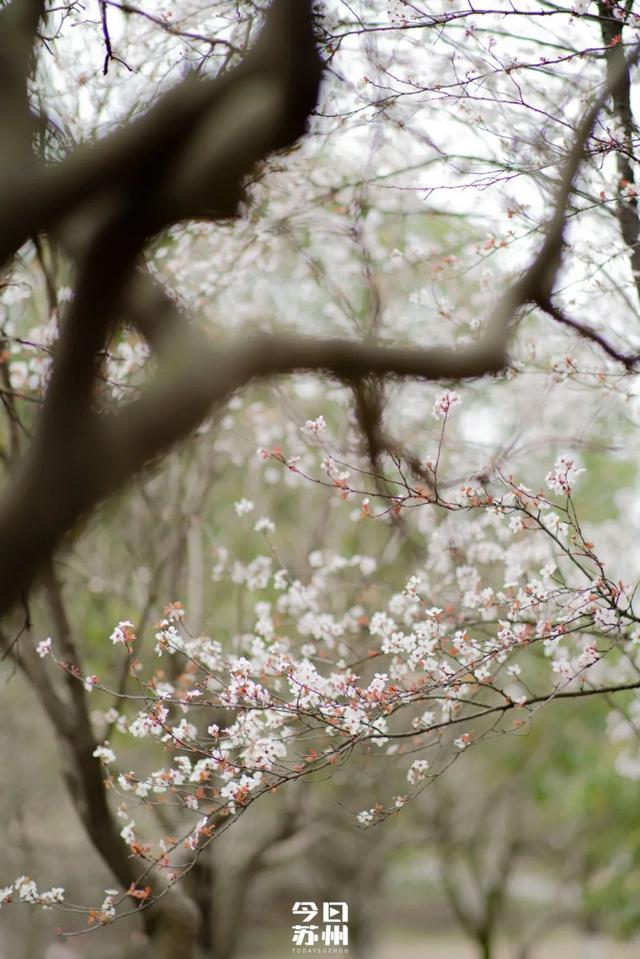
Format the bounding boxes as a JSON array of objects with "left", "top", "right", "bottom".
[
  {"left": 102, "top": 1, "right": 242, "bottom": 55},
  {"left": 0, "top": 0, "right": 45, "bottom": 170},
  {"left": 0, "top": 0, "right": 322, "bottom": 616},
  {"left": 1, "top": 569, "right": 199, "bottom": 946},
  {"left": 540, "top": 299, "right": 640, "bottom": 369},
  {"left": 597, "top": 2, "right": 640, "bottom": 303},
  {"left": 0, "top": 0, "right": 321, "bottom": 263},
  {"left": 0, "top": 6, "right": 635, "bottom": 636}
]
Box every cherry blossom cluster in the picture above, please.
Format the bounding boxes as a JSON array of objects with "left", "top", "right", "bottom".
[{"left": 18, "top": 429, "right": 640, "bottom": 927}]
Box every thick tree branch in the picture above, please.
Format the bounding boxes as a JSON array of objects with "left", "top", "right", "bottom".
[
  {"left": 0, "top": 0, "right": 322, "bottom": 616},
  {"left": 0, "top": 0, "right": 45, "bottom": 170},
  {"left": 0, "top": 0, "right": 322, "bottom": 264}
]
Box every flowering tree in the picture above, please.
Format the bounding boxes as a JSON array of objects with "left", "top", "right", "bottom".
[{"left": 3, "top": 0, "right": 640, "bottom": 956}]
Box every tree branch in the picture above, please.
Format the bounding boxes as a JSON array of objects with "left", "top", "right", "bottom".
[{"left": 0, "top": 0, "right": 322, "bottom": 264}]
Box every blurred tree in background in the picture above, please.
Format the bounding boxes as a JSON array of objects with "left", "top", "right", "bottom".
[{"left": 4, "top": 1, "right": 640, "bottom": 958}]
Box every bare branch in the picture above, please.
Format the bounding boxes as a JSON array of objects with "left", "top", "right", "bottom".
[{"left": 539, "top": 299, "right": 640, "bottom": 370}]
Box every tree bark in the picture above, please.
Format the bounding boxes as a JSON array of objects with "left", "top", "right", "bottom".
[{"left": 478, "top": 931, "right": 493, "bottom": 959}]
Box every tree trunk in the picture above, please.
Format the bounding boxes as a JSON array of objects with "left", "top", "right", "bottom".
[
  {"left": 144, "top": 890, "right": 201, "bottom": 959},
  {"left": 185, "top": 854, "right": 216, "bottom": 956},
  {"left": 477, "top": 931, "right": 493, "bottom": 959},
  {"left": 59, "top": 729, "right": 202, "bottom": 958}
]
